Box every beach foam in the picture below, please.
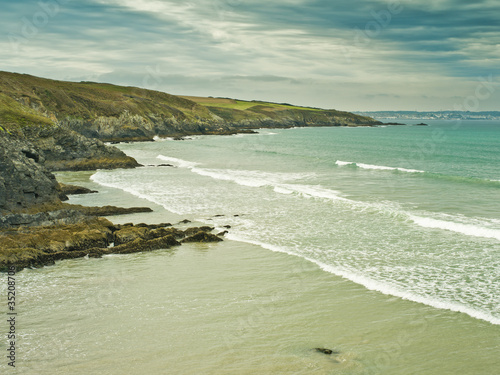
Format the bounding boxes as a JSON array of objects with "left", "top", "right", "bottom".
[
  {"left": 409, "top": 214, "right": 500, "bottom": 241},
  {"left": 336, "top": 160, "right": 425, "bottom": 173},
  {"left": 226, "top": 233, "right": 500, "bottom": 325},
  {"left": 157, "top": 155, "right": 200, "bottom": 168}
]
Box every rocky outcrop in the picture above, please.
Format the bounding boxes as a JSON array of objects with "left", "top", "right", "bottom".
[
  {"left": 0, "top": 220, "right": 224, "bottom": 271},
  {"left": 59, "top": 183, "right": 98, "bottom": 196},
  {"left": 0, "top": 134, "right": 61, "bottom": 213},
  {"left": 0, "top": 203, "right": 153, "bottom": 229},
  {"left": 182, "top": 231, "right": 223, "bottom": 243},
  {"left": 21, "top": 125, "right": 140, "bottom": 171}
]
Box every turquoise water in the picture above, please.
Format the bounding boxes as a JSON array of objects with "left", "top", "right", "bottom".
[
  {"left": 3, "top": 120, "right": 499, "bottom": 374},
  {"left": 92, "top": 120, "right": 500, "bottom": 325}
]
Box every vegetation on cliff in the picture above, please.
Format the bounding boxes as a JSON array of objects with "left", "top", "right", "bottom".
[{"left": 0, "top": 71, "right": 381, "bottom": 143}]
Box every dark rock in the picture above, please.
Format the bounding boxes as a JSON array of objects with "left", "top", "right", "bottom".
[
  {"left": 113, "top": 235, "right": 180, "bottom": 254},
  {"left": 114, "top": 226, "right": 150, "bottom": 245},
  {"left": 217, "top": 231, "right": 228, "bottom": 236},
  {"left": 314, "top": 348, "right": 339, "bottom": 355},
  {"left": 78, "top": 205, "right": 153, "bottom": 216},
  {"left": 0, "top": 209, "right": 87, "bottom": 229},
  {"left": 179, "top": 219, "right": 191, "bottom": 224},
  {"left": 416, "top": 123, "right": 428, "bottom": 126},
  {"left": 0, "top": 134, "right": 61, "bottom": 213},
  {"left": 214, "top": 214, "right": 225, "bottom": 217},
  {"left": 183, "top": 226, "right": 214, "bottom": 237},
  {"left": 22, "top": 125, "right": 141, "bottom": 171},
  {"left": 223, "top": 225, "right": 231, "bottom": 229},
  {"left": 59, "top": 183, "right": 98, "bottom": 195},
  {"left": 182, "top": 231, "right": 223, "bottom": 243}
]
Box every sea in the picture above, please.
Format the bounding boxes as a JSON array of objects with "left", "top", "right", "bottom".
[{"left": 2, "top": 120, "right": 499, "bottom": 374}]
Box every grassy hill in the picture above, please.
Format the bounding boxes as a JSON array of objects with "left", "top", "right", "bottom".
[{"left": 0, "top": 71, "right": 380, "bottom": 141}]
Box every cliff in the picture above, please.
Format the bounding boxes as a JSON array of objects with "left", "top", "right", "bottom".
[
  {"left": 0, "top": 71, "right": 381, "bottom": 142},
  {"left": 0, "top": 133, "right": 61, "bottom": 213}
]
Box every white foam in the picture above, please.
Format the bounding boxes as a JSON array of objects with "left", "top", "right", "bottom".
[
  {"left": 191, "top": 168, "right": 270, "bottom": 187},
  {"left": 409, "top": 215, "right": 500, "bottom": 241},
  {"left": 315, "top": 262, "right": 500, "bottom": 325},
  {"left": 335, "top": 160, "right": 354, "bottom": 166},
  {"left": 278, "top": 184, "right": 347, "bottom": 201},
  {"left": 225, "top": 233, "right": 500, "bottom": 325},
  {"left": 336, "top": 160, "right": 424, "bottom": 173},
  {"left": 188, "top": 166, "right": 316, "bottom": 189},
  {"left": 157, "top": 155, "right": 200, "bottom": 169},
  {"left": 90, "top": 171, "right": 185, "bottom": 214},
  {"left": 273, "top": 186, "right": 294, "bottom": 194}
]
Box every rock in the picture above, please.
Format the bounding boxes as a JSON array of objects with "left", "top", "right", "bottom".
[
  {"left": 114, "top": 226, "right": 150, "bottom": 245},
  {"left": 21, "top": 125, "right": 141, "bottom": 171},
  {"left": 59, "top": 183, "right": 98, "bottom": 195},
  {"left": 183, "top": 226, "right": 214, "bottom": 237},
  {"left": 217, "top": 231, "right": 228, "bottom": 236},
  {"left": 314, "top": 348, "right": 339, "bottom": 355},
  {"left": 179, "top": 219, "right": 191, "bottom": 224},
  {"left": 77, "top": 205, "right": 153, "bottom": 216},
  {"left": 113, "top": 235, "right": 180, "bottom": 254},
  {"left": 0, "top": 134, "right": 61, "bottom": 213},
  {"left": 0, "top": 209, "right": 86, "bottom": 228},
  {"left": 223, "top": 225, "right": 231, "bottom": 229},
  {"left": 182, "top": 231, "right": 223, "bottom": 243}
]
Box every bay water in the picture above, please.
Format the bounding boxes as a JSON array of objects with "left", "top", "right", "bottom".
[{"left": 2, "top": 120, "right": 499, "bottom": 374}]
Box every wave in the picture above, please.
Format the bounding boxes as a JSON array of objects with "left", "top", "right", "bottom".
[
  {"left": 155, "top": 154, "right": 500, "bottom": 242},
  {"left": 336, "top": 160, "right": 500, "bottom": 186},
  {"left": 90, "top": 171, "right": 185, "bottom": 214},
  {"left": 157, "top": 155, "right": 200, "bottom": 169},
  {"left": 225, "top": 233, "right": 500, "bottom": 325},
  {"left": 408, "top": 215, "right": 500, "bottom": 241},
  {"left": 335, "top": 160, "right": 425, "bottom": 173}
]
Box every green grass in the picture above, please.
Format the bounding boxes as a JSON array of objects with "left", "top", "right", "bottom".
[
  {"left": 181, "top": 96, "right": 321, "bottom": 112},
  {"left": 0, "top": 93, "right": 54, "bottom": 132},
  {"left": 0, "top": 71, "right": 380, "bottom": 133}
]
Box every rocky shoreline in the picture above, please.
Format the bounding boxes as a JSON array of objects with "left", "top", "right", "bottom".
[{"left": 0, "top": 185, "right": 226, "bottom": 272}]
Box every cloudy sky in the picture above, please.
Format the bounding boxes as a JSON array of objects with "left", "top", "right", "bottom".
[{"left": 2, "top": 0, "right": 500, "bottom": 111}]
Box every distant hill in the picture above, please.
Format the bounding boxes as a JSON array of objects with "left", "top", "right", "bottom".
[{"left": 0, "top": 71, "right": 381, "bottom": 142}]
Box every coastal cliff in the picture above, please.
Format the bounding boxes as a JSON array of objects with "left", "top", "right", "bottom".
[
  {"left": 0, "top": 133, "right": 60, "bottom": 212},
  {"left": 0, "top": 71, "right": 381, "bottom": 143}
]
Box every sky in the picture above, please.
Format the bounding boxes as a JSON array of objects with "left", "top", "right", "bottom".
[{"left": 1, "top": 0, "right": 500, "bottom": 111}]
